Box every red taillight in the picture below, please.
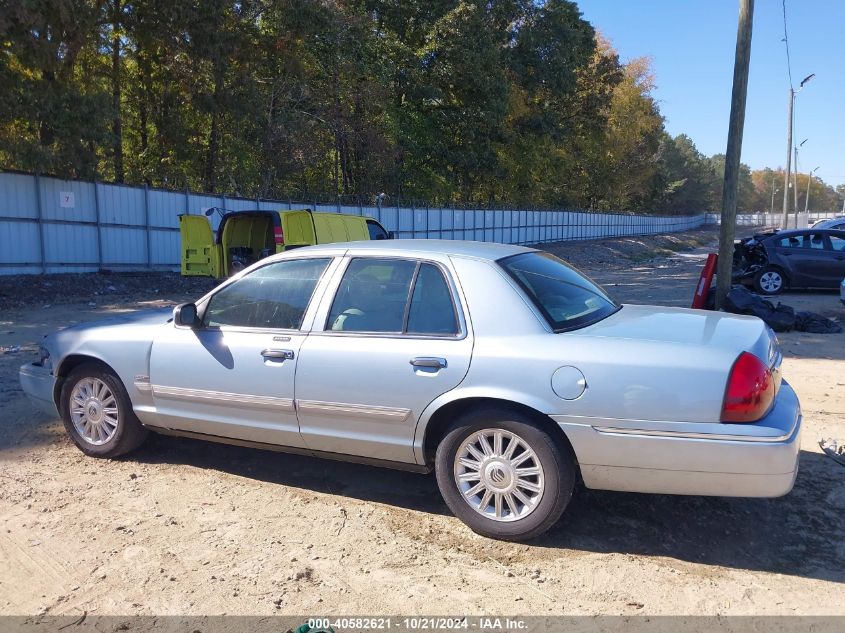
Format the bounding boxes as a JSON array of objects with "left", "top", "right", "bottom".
[
  {"left": 274, "top": 226, "right": 284, "bottom": 245},
  {"left": 721, "top": 352, "right": 775, "bottom": 423}
]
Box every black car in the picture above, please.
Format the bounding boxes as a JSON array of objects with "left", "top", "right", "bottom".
[{"left": 733, "top": 229, "right": 845, "bottom": 295}]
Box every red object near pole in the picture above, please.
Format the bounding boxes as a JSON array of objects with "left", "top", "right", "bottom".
[{"left": 692, "top": 253, "right": 719, "bottom": 309}]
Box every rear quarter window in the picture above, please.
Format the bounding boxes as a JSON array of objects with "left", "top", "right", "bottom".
[{"left": 499, "top": 252, "right": 619, "bottom": 332}]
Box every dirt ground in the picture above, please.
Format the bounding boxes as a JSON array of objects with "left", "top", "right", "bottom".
[{"left": 1, "top": 228, "right": 843, "bottom": 617}]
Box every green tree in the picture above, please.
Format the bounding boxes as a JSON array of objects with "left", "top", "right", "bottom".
[{"left": 0, "top": 0, "right": 110, "bottom": 178}]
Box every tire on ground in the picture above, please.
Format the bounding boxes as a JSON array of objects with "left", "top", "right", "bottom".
[
  {"left": 60, "top": 362, "right": 148, "bottom": 458},
  {"left": 434, "top": 407, "right": 576, "bottom": 541},
  {"left": 753, "top": 266, "right": 786, "bottom": 295}
]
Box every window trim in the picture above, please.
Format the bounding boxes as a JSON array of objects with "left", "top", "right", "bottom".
[
  {"left": 319, "top": 256, "right": 466, "bottom": 340},
  {"left": 497, "top": 252, "right": 621, "bottom": 334},
  {"left": 197, "top": 256, "right": 334, "bottom": 334}
]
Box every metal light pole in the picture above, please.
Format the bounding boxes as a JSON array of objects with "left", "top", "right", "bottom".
[
  {"left": 770, "top": 177, "right": 779, "bottom": 214},
  {"left": 781, "top": 73, "right": 814, "bottom": 229},
  {"left": 804, "top": 166, "right": 819, "bottom": 214},
  {"left": 781, "top": 89, "right": 793, "bottom": 228}
]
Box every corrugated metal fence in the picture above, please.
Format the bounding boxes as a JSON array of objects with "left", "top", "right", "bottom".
[
  {"left": 703, "top": 212, "right": 808, "bottom": 229},
  {"left": 0, "top": 170, "right": 705, "bottom": 275}
]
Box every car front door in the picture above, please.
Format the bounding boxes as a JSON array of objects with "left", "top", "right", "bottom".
[
  {"left": 294, "top": 255, "right": 473, "bottom": 464},
  {"left": 148, "top": 256, "right": 336, "bottom": 446}
]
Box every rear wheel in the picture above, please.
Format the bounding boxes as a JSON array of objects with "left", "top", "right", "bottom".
[
  {"left": 60, "top": 363, "right": 148, "bottom": 458},
  {"left": 754, "top": 267, "right": 786, "bottom": 295},
  {"left": 435, "top": 408, "right": 575, "bottom": 541}
]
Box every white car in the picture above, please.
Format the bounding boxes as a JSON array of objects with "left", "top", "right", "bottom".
[{"left": 20, "top": 240, "right": 802, "bottom": 540}]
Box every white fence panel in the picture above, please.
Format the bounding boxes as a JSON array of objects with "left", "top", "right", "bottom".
[{"left": 0, "top": 170, "right": 705, "bottom": 275}]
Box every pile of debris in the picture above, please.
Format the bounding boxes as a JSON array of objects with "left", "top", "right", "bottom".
[{"left": 708, "top": 285, "right": 842, "bottom": 333}]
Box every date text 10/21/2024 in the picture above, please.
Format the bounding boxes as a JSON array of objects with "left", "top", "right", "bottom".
[{"left": 302, "top": 617, "right": 529, "bottom": 631}]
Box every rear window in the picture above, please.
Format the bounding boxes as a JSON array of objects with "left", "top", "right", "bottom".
[{"left": 499, "top": 252, "right": 619, "bottom": 332}]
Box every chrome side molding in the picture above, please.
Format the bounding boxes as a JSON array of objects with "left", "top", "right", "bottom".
[
  {"left": 152, "top": 385, "right": 295, "bottom": 412},
  {"left": 296, "top": 399, "right": 411, "bottom": 423}
]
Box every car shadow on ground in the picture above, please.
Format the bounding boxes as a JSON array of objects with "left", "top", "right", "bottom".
[
  {"left": 542, "top": 449, "right": 845, "bottom": 584},
  {"left": 130, "top": 433, "right": 845, "bottom": 584}
]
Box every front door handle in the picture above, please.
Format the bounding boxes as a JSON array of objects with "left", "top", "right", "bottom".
[
  {"left": 410, "top": 357, "right": 447, "bottom": 369},
  {"left": 261, "top": 349, "right": 294, "bottom": 360}
]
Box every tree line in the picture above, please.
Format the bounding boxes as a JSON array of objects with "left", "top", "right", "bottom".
[{"left": 1, "top": 0, "right": 842, "bottom": 214}]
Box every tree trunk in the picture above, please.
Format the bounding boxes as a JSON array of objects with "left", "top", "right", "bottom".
[
  {"left": 111, "top": 0, "right": 124, "bottom": 182},
  {"left": 204, "top": 69, "right": 224, "bottom": 193}
]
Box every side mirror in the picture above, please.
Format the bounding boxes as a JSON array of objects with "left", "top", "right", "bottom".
[{"left": 174, "top": 303, "right": 199, "bottom": 328}]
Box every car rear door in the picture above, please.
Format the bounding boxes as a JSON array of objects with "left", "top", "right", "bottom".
[
  {"left": 772, "top": 231, "right": 829, "bottom": 287},
  {"left": 148, "top": 256, "right": 337, "bottom": 446},
  {"left": 823, "top": 233, "right": 845, "bottom": 286},
  {"left": 294, "top": 255, "right": 473, "bottom": 464},
  {"left": 179, "top": 214, "right": 221, "bottom": 278}
]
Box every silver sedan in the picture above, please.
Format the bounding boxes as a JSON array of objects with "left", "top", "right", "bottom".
[{"left": 20, "top": 240, "right": 802, "bottom": 540}]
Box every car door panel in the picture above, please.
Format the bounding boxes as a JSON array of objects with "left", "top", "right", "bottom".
[
  {"left": 826, "top": 234, "right": 845, "bottom": 282},
  {"left": 148, "top": 256, "right": 337, "bottom": 446},
  {"left": 295, "top": 334, "right": 471, "bottom": 462},
  {"left": 149, "top": 328, "right": 306, "bottom": 446},
  {"left": 295, "top": 256, "right": 473, "bottom": 464}
]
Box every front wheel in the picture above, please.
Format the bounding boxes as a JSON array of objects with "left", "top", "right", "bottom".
[
  {"left": 754, "top": 267, "right": 786, "bottom": 295},
  {"left": 60, "top": 363, "right": 148, "bottom": 458},
  {"left": 435, "top": 408, "right": 576, "bottom": 541}
]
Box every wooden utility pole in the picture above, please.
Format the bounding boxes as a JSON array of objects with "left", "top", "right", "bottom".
[
  {"left": 716, "top": 0, "right": 754, "bottom": 311},
  {"left": 781, "top": 90, "right": 793, "bottom": 229}
]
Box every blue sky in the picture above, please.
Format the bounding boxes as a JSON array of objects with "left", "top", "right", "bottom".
[{"left": 576, "top": 0, "right": 845, "bottom": 189}]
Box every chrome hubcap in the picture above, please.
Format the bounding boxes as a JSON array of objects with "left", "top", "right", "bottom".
[
  {"left": 70, "top": 378, "right": 119, "bottom": 445},
  {"left": 760, "top": 271, "right": 782, "bottom": 292},
  {"left": 453, "top": 429, "right": 545, "bottom": 522}
]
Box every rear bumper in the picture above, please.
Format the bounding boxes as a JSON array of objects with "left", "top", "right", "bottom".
[
  {"left": 554, "top": 381, "right": 802, "bottom": 498},
  {"left": 19, "top": 362, "right": 59, "bottom": 417}
]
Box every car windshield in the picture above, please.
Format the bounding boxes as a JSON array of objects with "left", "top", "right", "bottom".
[{"left": 499, "top": 252, "right": 620, "bottom": 332}]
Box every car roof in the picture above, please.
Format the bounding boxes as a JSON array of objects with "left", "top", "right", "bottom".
[
  {"left": 279, "top": 239, "right": 535, "bottom": 261},
  {"left": 771, "top": 228, "right": 845, "bottom": 237}
]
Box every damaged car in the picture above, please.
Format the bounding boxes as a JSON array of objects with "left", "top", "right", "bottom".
[{"left": 733, "top": 229, "right": 845, "bottom": 295}]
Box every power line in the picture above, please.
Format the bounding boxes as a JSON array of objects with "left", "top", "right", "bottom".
[{"left": 781, "top": 0, "right": 793, "bottom": 88}]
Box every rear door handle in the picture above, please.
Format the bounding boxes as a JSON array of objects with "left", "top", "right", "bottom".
[
  {"left": 261, "top": 349, "right": 294, "bottom": 360},
  {"left": 410, "top": 357, "right": 447, "bottom": 369}
]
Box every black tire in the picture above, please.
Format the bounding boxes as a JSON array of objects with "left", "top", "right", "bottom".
[
  {"left": 753, "top": 266, "right": 787, "bottom": 295},
  {"left": 434, "top": 407, "right": 576, "bottom": 541},
  {"left": 60, "top": 362, "right": 148, "bottom": 458}
]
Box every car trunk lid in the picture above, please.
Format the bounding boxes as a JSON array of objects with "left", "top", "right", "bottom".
[{"left": 574, "top": 304, "right": 780, "bottom": 374}]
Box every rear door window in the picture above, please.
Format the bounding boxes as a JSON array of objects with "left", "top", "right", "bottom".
[
  {"left": 328, "top": 259, "right": 417, "bottom": 332},
  {"left": 327, "top": 258, "right": 460, "bottom": 335},
  {"left": 407, "top": 264, "right": 459, "bottom": 335},
  {"left": 829, "top": 235, "right": 845, "bottom": 252}
]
